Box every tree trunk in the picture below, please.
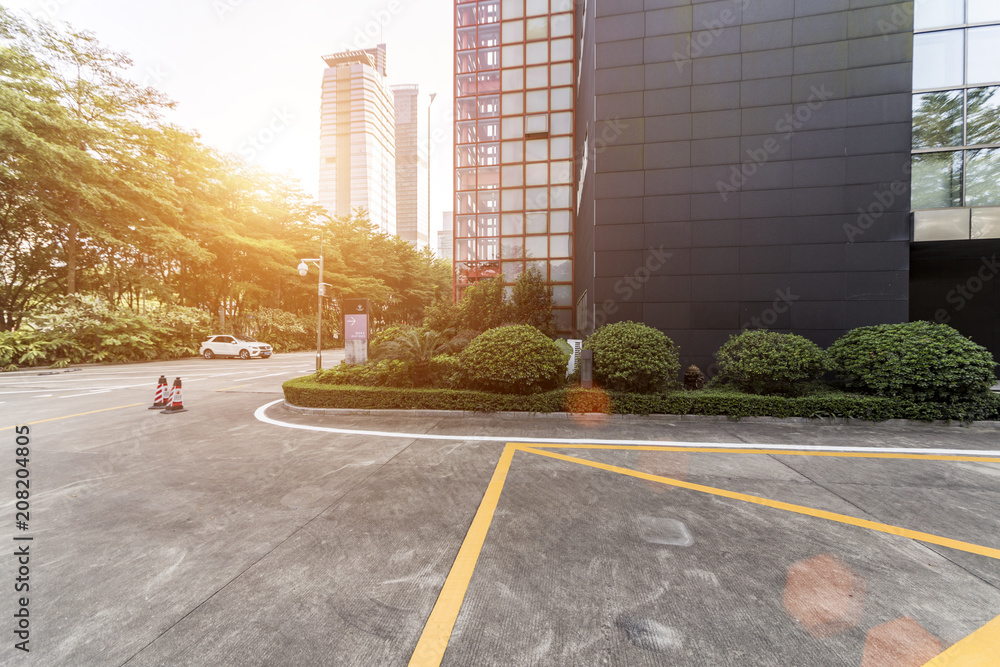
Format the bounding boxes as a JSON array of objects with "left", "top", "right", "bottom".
[{"left": 66, "top": 219, "right": 78, "bottom": 294}]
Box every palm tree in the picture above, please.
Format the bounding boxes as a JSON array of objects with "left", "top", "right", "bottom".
[{"left": 377, "top": 328, "right": 456, "bottom": 384}]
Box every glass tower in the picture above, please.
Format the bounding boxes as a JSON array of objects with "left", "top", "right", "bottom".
[{"left": 454, "top": 0, "right": 576, "bottom": 334}]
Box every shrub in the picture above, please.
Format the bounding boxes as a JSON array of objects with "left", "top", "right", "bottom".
[
  {"left": 715, "top": 330, "right": 828, "bottom": 396},
  {"left": 315, "top": 359, "right": 413, "bottom": 388},
  {"left": 508, "top": 267, "right": 555, "bottom": 337},
  {"left": 376, "top": 329, "right": 457, "bottom": 385},
  {"left": 369, "top": 324, "right": 416, "bottom": 359},
  {"left": 828, "top": 321, "right": 997, "bottom": 403},
  {"left": 585, "top": 321, "right": 679, "bottom": 393},
  {"left": 458, "top": 324, "right": 566, "bottom": 394},
  {"left": 428, "top": 354, "right": 463, "bottom": 389}
]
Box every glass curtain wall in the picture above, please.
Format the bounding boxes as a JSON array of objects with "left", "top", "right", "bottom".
[
  {"left": 912, "top": 1, "right": 1000, "bottom": 213},
  {"left": 455, "top": 0, "right": 575, "bottom": 333}
]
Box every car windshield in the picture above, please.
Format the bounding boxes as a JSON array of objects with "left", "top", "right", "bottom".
[{"left": 241, "top": 336, "right": 259, "bottom": 342}]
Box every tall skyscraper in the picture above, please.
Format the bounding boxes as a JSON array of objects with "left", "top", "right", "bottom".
[
  {"left": 439, "top": 212, "right": 454, "bottom": 260},
  {"left": 391, "top": 85, "right": 429, "bottom": 249},
  {"left": 319, "top": 45, "right": 396, "bottom": 234}
]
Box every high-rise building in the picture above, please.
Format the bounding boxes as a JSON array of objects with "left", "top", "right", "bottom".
[
  {"left": 439, "top": 212, "right": 454, "bottom": 260},
  {"left": 319, "top": 45, "right": 396, "bottom": 234},
  {"left": 453, "top": 0, "right": 1000, "bottom": 368},
  {"left": 392, "top": 85, "right": 430, "bottom": 249}
]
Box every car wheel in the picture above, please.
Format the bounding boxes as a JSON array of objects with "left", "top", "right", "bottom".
[
  {"left": 203, "top": 349, "right": 214, "bottom": 360},
  {"left": 239, "top": 349, "right": 250, "bottom": 360}
]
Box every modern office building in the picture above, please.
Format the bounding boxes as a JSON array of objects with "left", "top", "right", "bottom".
[
  {"left": 439, "top": 212, "right": 455, "bottom": 260},
  {"left": 391, "top": 84, "right": 430, "bottom": 249},
  {"left": 454, "top": 0, "right": 1000, "bottom": 369},
  {"left": 320, "top": 45, "right": 397, "bottom": 234}
]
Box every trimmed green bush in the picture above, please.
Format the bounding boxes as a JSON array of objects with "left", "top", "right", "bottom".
[
  {"left": 458, "top": 325, "right": 567, "bottom": 394},
  {"left": 715, "top": 330, "right": 828, "bottom": 396},
  {"left": 585, "top": 321, "right": 679, "bottom": 393},
  {"left": 283, "top": 379, "right": 1000, "bottom": 421},
  {"left": 428, "top": 354, "right": 462, "bottom": 389},
  {"left": 828, "top": 321, "right": 997, "bottom": 403},
  {"left": 315, "top": 359, "right": 414, "bottom": 388}
]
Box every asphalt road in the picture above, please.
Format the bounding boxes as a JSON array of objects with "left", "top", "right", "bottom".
[{"left": 1, "top": 354, "right": 998, "bottom": 666}]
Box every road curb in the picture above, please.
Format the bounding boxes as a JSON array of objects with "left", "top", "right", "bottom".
[{"left": 279, "top": 401, "right": 1000, "bottom": 429}]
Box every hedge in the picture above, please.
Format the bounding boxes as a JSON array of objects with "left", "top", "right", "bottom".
[{"left": 282, "top": 378, "right": 1000, "bottom": 421}]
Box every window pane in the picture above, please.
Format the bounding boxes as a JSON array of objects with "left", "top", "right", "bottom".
[
  {"left": 502, "top": 20, "right": 523, "bottom": 43},
  {"left": 502, "top": 68, "right": 523, "bottom": 91},
  {"left": 526, "top": 138, "right": 549, "bottom": 161},
  {"left": 525, "top": 0, "right": 547, "bottom": 17},
  {"left": 501, "top": 0, "right": 523, "bottom": 19},
  {"left": 526, "top": 41, "right": 548, "bottom": 65},
  {"left": 502, "top": 140, "right": 523, "bottom": 162},
  {"left": 968, "top": 26, "right": 1000, "bottom": 85},
  {"left": 502, "top": 260, "right": 524, "bottom": 281},
  {"left": 552, "top": 285, "right": 573, "bottom": 307},
  {"left": 552, "top": 62, "right": 573, "bottom": 86},
  {"left": 525, "top": 186, "right": 549, "bottom": 209},
  {"left": 526, "top": 114, "right": 549, "bottom": 135},
  {"left": 526, "top": 211, "right": 547, "bottom": 234},
  {"left": 502, "top": 92, "right": 524, "bottom": 115},
  {"left": 913, "top": 31, "right": 964, "bottom": 90},
  {"left": 502, "top": 116, "right": 524, "bottom": 139},
  {"left": 525, "top": 16, "right": 548, "bottom": 41},
  {"left": 502, "top": 240, "right": 524, "bottom": 259},
  {"left": 551, "top": 13, "right": 573, "bottom": 37},
  {"left": 913, "top": 0, "right": 964, "bottom": 30},
  {"left": 551, "top": 136, "right": 573, "bottom": 159},
  {"left": 551, "top": 111, "right": 573, "bottom": 134},
  {"left": 968, "top": 0, "right": 1000, "bottom": 24},
  {"left": 551, "top": 38, "right": 573, "bottom": 62},
  {"left": 526, "top": 89, "right": 549, "bottom": 112},
  {"left": 526, "top": 162, "right": 548, "bottom": 185},
  {"left": 966, "top": 148, "right": 1000, "bottom": 207},
  {"left": 911, "top": 152, "right": 963, "bottom": 208},
  {"left": 550, "top": 259, "right": 572, "bottom": 282},
  {"left": 967, "top": 87, "right": 1000, "bottom": 145},
  {"left": 550, "top": 185, "right": 572, "bottom": 208},
  {"left": 550, "top": 234, "right": 571, "bottom": 258},
  {"left": 551, "top": 160, "right": 572, "bottom": 183},
  {"left": 501, "top": 213, "right": 523, "bottom": 235},
  {"left": 502, "top": 164, "right": 524, "bottom": 186},
  {"left": 912, "top": 90, "right": 964, "bottom": 149},
  {"left": 550, "top": 210, "right": 571, "bottom": 232},
  {"left": 501, "top": 188, "right": 524, "bottom": 210},
  {"left": 502, "top": 44, "right": 523, "bottom": 67},
  {"left": 526, "top": 65, "right": 548, "bottom": 89},
  {"left": 479, "top": 95, "right": 501, "bottom": 117},
  {"left": 552, "top": 86, "right": 573, "bottom": 110},
  {"left": 525, "top": 236, "right": 547, "bottom": 257}
]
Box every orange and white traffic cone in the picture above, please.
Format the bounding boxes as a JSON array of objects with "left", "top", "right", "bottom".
[
  {"left": 148, "top": 375, "right": 169, "bottom": 409},
  {"left": 160, "top": 377, "right": 188, "bottom": 414}
]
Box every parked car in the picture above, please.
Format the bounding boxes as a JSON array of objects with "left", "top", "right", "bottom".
[{"left": 199, "top": 335, "right": 272, "bottom": 359}]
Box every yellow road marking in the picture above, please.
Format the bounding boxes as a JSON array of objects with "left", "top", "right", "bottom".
[
  {"left": 0, "top": 403, "right": 145, "bottom": 431},
  {"left": 216, "top": 385, "right": 251, "bottom": 392},
  {"left": 408, "top": 443, "right": 517, "bottom": 667},
  {"left": 510, "top": 443, "right": 1000, "bottom": 463},
  {"left": 923, "top": 613, "right": 1000, "bottom": 666},
  {"left": 520, "top": 446, "right": 1000, "bottom": 561}
]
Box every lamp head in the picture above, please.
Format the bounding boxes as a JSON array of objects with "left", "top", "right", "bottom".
[{"left": 297, "top": 262, "right": 308, "bottom": 277}]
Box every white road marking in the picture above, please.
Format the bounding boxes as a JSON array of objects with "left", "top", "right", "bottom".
[
  {"left": 59, "top": 390, "right": 112, "bottom": 398},
  {"left": 253, "top": 400, "right": 1000, "bottom": 457},
  {"left": 238, "top": 372, "right": 297, "bottom": 381}
]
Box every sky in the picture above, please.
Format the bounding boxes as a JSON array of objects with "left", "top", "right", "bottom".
[{"left": 5, "top": 0, "right": 455, "bottom": 238}]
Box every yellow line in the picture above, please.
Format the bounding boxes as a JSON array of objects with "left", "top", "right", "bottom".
[
  {"left": 216, "top": 385, "right": 251, "bottom": 392},
  {"left": 509, "top": 443, "right": 1000, "bottom": 463},
  {"left": 0, "top": 403, "right": 145, "bottom": 431},
  {"left": 520, "top": 447, "right": 1000, "bottom": 561},
  {"left": 923, "top": 613, "right": 1000, "bottom": 666},
  {"left": 409, "top": 444, "right": 517, "bottom": 667}
]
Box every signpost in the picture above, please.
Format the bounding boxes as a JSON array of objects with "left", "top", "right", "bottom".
[{"left": 343, "top": 299, "right": 369, "bottom": 364}]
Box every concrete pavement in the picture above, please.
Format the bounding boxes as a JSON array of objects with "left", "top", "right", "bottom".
[{"left": 1, "top": 363, "right": 998, "bottom": 665}]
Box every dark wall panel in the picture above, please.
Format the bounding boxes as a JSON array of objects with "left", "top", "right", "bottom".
[{"left": 578, "top": 0, "right": 914, "bottom": 373}]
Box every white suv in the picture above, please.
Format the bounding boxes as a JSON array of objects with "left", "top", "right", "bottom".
[{"left": 199, "top": 335, "right": 272, "bottom": 360}]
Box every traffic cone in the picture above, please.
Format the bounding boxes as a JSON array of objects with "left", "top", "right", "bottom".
[
  {"left": 160, "top": 377, "right": 188, "bottom": 414},
  {"left": 148, "top": 375, "right": 169, "bottom": 409}
]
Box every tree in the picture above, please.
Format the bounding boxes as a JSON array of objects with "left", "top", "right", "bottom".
[
  {"left": 508, "top": 267, "right": 555, "bottom": 337},
  {"left": 457, "top": 278, "right": 508, "bottom": 331}
]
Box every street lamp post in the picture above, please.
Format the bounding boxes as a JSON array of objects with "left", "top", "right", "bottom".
[
  {"left": 427, "top": 92, "right": 436, "bottom": 251},
  {"left": 297, "top": 230, "right": 329, "bottom": 373}
]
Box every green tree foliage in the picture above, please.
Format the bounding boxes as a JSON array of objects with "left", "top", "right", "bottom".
[
  {"left": 585, "top": 321, "right": 680, "bottom": 393},
  {"left": 508, "top": 267, "right": 555, "bottom": 337},
  {"left": 456, "top": 278, "right": 508, "bottom": 331},
  {"left": 715, "top": 330, "right": 828, "bottom": 396},
  {"left": 0, "top": 11, "right": 450, "bottom": 349}
]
